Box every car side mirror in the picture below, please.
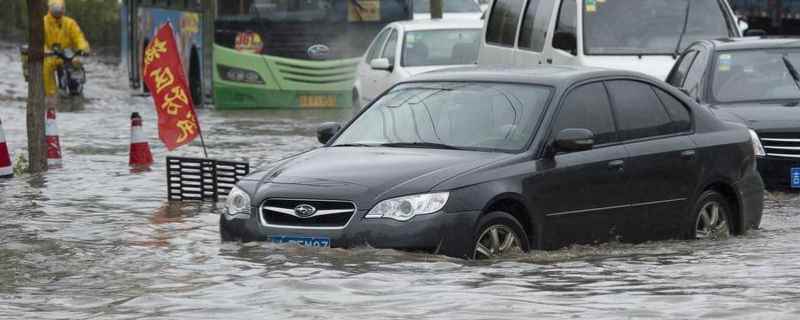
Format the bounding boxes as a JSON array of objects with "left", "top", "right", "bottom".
[
  {"left": 552, "top": 32, "right": 577, "bottom": 56},
  {"left": 370, "top": 58, "right": 393, "bottom": 71},
  {"left": 317, "top": 122, "right": 341, "bottom": 144},
  {"left": 679, "top": 88, "right": 701, "bottom": 103},
  {"left": 554, "top": 128, "right": 594, "bottom": 153},
  {"left": 743, "top": 29, "right": 767, "bottom": 37}
]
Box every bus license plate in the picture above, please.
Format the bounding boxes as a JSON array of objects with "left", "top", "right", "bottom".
[
  {"left": 299, "top": 95, "right": 337, "bottom": 108},
  {"left": 791, "top": 168, "right": 800, "bottom": 188},
  {"left": 270, "top": 235, "right": 331, "bottom": 248}
]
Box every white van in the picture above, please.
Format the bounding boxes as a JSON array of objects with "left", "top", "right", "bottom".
[{"left": 478, "top": 0, "right": 742, "bottom": 80}]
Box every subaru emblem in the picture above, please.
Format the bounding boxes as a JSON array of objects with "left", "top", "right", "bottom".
[
  {"left": 307, "top": 44, "right": 331, "bottom": 60},
  {"left": 294, "top": 204, "right": 317, "bottom": 218}
]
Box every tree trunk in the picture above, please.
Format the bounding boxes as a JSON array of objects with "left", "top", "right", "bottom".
[
  {"left": 26, "top": 0, "right": 47, "bottom": 173},
  {"left": 430, "top": 0, "right": 443, "bottom": 19}
]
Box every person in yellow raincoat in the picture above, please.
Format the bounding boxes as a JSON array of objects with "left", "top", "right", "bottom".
[{"left": 43, "top": 0, "right": 90, "bottom": 97}]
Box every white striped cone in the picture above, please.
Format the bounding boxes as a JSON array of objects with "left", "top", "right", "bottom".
[
  {"left": 46, "top": 108, "right": 62, "bottom": 168},
  {"left": 129, "top": 112, "right": 153, "bottom": 169},
  {"left": 0, "top": 117, "right": 12, "bottom": 178}
]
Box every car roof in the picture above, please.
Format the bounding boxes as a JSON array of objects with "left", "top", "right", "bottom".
[
  {"left": 401, "top": 65, "right": 651, "bottom": 88},
  {"left": 705, "top": 38, "right": 800, "bottom": 51},
  {"left": 388, "top": 19, "right": 483, "bottom": 32}
]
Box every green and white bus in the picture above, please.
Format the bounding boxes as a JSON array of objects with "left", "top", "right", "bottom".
[{"left": 213, "top": 0, "right": 413, "bottom": 109}]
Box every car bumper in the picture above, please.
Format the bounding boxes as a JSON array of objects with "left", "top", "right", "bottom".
[
  {"left": 220, "top": 209, "right": 482, "bottom": 259},
  {"left": 757, "top": 157, "right": 800, "bottom": 189},
  {"left": 737, "top": 163, "right": 765, "bottom": 232}
]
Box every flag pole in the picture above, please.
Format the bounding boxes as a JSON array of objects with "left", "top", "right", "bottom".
[{"left": 197, "top": 119, "right": 209, "bottom": 158}]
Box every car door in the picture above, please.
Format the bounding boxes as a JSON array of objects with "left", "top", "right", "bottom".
[
  {"left": 360, "top": 28, "right": 392, "bottom": 103},
  {"left": 514, "top": 0, "right": 556, "bottom": 65},
  {"left": 605, "top": 80, "right": 700, "bottom": 241},
  {"left": 543, "top": 0, "right": 577, "bottom": 66},
  {"left": 371, "top": 29, "right": 402, "bottom": 98},
  {"left": 530, "top": 81, "right": 631, "bottom": 248},
  {"left": 478, "top": 0, "right": 525, "bottom": 65}
]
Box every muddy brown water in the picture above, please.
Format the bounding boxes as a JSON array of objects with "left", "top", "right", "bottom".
[{"left": 1, "top": 50, "right": 799, "bottom": 319}]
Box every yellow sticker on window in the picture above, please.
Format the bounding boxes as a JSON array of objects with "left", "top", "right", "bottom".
[{"left": 586, "top": 4, "right": 596, "bottom": 12}]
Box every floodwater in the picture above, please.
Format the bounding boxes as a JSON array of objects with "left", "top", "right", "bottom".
[{"left": 1, "top": 48, "right": 799, "bottom": 319}]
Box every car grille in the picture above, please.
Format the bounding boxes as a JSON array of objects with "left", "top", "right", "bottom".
[
  {"left": 260, "top": 199, "right": 356, "bottom": 229},
  {"left": 760, "top": 133, "right": 800, "bottom": 159}
]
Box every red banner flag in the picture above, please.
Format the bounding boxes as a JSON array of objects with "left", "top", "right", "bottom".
[{"left": 142, "top": 23, "right": 200, "bottom": 151}]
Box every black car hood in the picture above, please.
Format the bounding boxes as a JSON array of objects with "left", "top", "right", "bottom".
[
  {"left": 243, "top": 147, "right": 510, "bottom": 203},
  {"left": 711, "top": 103, "right": 800, "bottom": 131}
]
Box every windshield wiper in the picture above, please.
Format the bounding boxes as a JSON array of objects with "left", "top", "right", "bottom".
[
  {"left": 331, "top": 143, "right": 375, "bottom": 147},
  {"left": 781, "top": 54, "right": 800, "bottom": 94},
  {"left": 380, "top": 142, "right": 464, "bottom": 150},
  {"left": 674, "top": 0, "right": 692, "bottom": 58}
]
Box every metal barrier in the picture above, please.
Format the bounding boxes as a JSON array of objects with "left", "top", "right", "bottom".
[{"left": 166, "top": 156, "right": 250, "bottom": 202}]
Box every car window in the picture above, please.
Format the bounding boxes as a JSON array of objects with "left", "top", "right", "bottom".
[
  {"left": 653, "top": 87, "right": 692, "bottom": 133},
  {"left": 382, "top": 30, "right": 399, "bottom": 64},
  {"left": 402, "top": 29, "right": 481, "bottom": 67},
  {"left": 553, "top": 0, "right": 577, "bottom": 53},
  {"left": 519, "top": 0, "right": 555, "bottom": 52},
  {"left": 486, "top": 0, "right": 526, "bottom": 46},
  {"left": 414, "top": 0, "right": 481, "bottom": 13},
  {"left": 712, "top": 49, "right": 800, "bottom": 103},
  {"left": 367, "top": 29, "right": 391, "bottom": 62},
  {"left": 668, "top": 50, "right": 698, "bottom": 87},
  {"left": 683, "top": 48, "right": 709, "bottom": 96},
  {"left": 552, "top": 82, "right": 617, "bottom": 145},
  {"left": 335, "top": 82, "right": 553, "bottom": 152},
  {"left": 606, "top": 80, "right": 674, "bottom": 140}
]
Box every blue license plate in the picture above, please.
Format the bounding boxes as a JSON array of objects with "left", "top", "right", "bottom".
[
  {"left": 270, "top": 235, "right": 331, "bottom": 248},
  {"left": 792, "top": 168, "right": 800, "bottom": 189}
]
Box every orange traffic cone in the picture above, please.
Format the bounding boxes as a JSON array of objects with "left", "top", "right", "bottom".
[
  {"left": 46, "top": 108, "right": 62, "bottom": 168},
  {"left": 129, "top": 112, "right": 153, "bottom": 170},
  {"left": 0, "top": 117, "right": 12, "bottom": 178}
]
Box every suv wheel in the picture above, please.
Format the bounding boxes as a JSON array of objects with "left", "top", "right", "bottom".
[{"left": 472, "top": 211, "right": 529, "bottom": 259}]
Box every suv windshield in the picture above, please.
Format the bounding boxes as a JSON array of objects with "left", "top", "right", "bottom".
[
  {"left": 583, "top": 0, "right": 731, "bottom": 55},
  {"left": 414, "top": 0, "right": 481, "bottom": 13},
  {"left": 712, "top": 49, "right": 800, "bottom": 103},
  {"left": 333, "top": 82, "right": 552, "bottom": 152},
  {"left": 402, "top": 29, "right": 481, "bottom": 66}
]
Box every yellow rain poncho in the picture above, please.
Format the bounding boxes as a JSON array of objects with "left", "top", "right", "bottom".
[{"left": 43, "top": 0, "right": 90, "bottom": 96}]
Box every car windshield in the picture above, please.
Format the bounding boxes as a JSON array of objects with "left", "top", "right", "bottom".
[
  {"left": 402, "top": 29, "right": 481, "bottom": 67},
  {"left": 712, "top": 49, "right": 800, "bottom": 103},
  {"left": 414, "top": 0, "right": 481, "bottom": 13},
  {"left": 333, "top": 82, "right": 551, "bottom": 152},
  {"left": 583, "top": 0, "right": 730, "bottom": 55}
]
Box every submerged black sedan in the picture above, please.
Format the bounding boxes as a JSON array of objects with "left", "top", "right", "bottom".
[
  {"left": 222, "top": 66, "right": 764, "bottom": 259},
  {"left": 667, "top": 38, "right": 800, "bottom": 188}
]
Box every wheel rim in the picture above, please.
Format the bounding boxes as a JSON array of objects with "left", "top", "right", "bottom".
[
  {"left": 474, "top": 225, "right": 521, "bottom": 259},
  {"left": 695, "top": 201, "right": 730, "bottom": 240}
]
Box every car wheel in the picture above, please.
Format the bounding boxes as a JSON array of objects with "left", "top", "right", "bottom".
[
  {"left": 219, "top": 214, "right": 239, "bottom": 242},
  {"left": 691, "top": 190, "right": 732, "bottom": 240},
  {"left": 472, "top": 211, "right": 529, "bottom": 260}
]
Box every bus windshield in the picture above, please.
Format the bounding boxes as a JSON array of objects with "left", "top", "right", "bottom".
[
  {"left": 583, "top": 0, "right": 731, "bottom": 55},
  {"left": 413, "top": 0, "right": 481, "bottom": 13}
]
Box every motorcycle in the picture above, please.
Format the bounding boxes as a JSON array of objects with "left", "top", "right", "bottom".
[{"left": 20, "top": 44, "right": 87, "bottom": 97}]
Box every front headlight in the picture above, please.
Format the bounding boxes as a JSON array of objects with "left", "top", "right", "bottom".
[
  {"left": 749, "top": 129, "right": 766, "bottom": 157},
  {"left": 365, "top": 192, "right": 449, "bottom": 222},
  {"left": 225, "top": 185, "right": 252, "bottom": 217},
  {"left": 218, "top": 64, "right": 265, "bottom": 84}
]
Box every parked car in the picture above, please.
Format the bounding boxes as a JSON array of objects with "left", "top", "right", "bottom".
[
  {"left": 667, "top": 38, "right": 800, "bottom": 189},
  {"left": 478, "top": 0, "right": 741, "bottom": 80},
  {"left": 221, "top": 66, "right": 765, "bottom": 259},
  {"left": 353, "top": 19, "right": 482, "bottom": 108},
  {"left": 413, "top": 0, "right": 483, "bottom": 20}
]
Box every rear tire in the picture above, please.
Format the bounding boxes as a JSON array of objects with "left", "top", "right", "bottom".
[
  {"left": 688, "top": 190, "right": 732, "bottom": 240},
  {"left": 471, "top": 211, "right": 529, "bottom": 260}
]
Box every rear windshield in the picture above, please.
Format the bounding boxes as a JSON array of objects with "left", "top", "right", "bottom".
[
  {"left": 402, "top": 29, "right": 481, "bottom": 67},
  {"left": 712, "top": 49, "right": 800, "bottom": 103},
  {"left": 583, "top": 0, "right": 731, "bottom": 55},
  {"left": 334, "top": 82, "right": 552, "bottom": 152},
  {"left": 414, "top": 0, "right": 481, "bottom": 13}
]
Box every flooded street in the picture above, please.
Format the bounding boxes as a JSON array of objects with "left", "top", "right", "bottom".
[{"left": 1, "top": 48, "right": 800, "bottom": 319}]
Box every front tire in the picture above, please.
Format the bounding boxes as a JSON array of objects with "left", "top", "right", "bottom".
[
  {"left": 689, "top": 190, "right": 732, "bottom": 240},
  {"left": 472, "top": 211, "right": 529, "bottom": 260}
]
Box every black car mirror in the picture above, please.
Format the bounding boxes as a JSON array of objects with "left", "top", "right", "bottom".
[
  {"left": 743, "top": 29, "right": 767, "bottom": 37},
  {"left": 317, "top": 122, "right": 342, "bottom": 144},
  {"left": 554, "top": 128, "right": 595, "bottom": 153},
  {"left": 552, "top": 32, "right": 577, "bottom": 56}
]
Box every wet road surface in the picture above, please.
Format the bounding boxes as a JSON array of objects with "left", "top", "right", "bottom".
[{"left": 1, "top": 48, "right": 799, "bottom": 319}]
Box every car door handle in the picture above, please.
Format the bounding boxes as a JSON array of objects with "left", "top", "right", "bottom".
[
  {"left": 681, "top": 150, "right": 696, "bottom": 160},
  {"left": 608, "top": 159, "right": 625, "bottom": 171},
  {"left": 546, "top": 58, "right": 553, "bottom": 64}
]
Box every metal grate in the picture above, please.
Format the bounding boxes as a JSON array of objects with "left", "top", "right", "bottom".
[
  {"left": 166, "top": 156, "right": 250, "bottom": 202},
  {"left": 760, "top": 133, "right": 800, "bottom": 159}
]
